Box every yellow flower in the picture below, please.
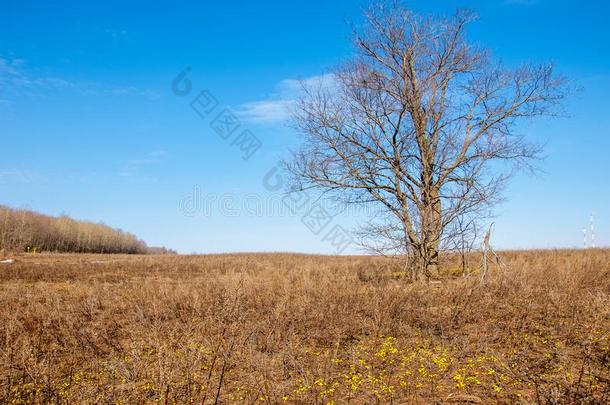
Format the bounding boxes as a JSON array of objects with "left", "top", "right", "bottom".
[{"left": 453, "top": 373, "right": 466, "bottom": 389}]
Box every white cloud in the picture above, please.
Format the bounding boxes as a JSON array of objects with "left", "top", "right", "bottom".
[
  {"left": 277, "top": 73, "right": 337, "bottom": 95},
  {"left": 125, "top": 150, "right": 168, "bottom": 167},
  {"left": 0, "top": 169, "right": 40, "bottom": 184},
  {"left": 504, "top": 0, "right": 538, "bottom": 5},
  {"left": 118, "top": 150, "right": 168, "bottom": 182},
  {"left": 237, "top": 99, "right": 295, "bottom": 124},
  {"left": 0, "top": 55, "right": 160, "bottom": 100},
  {"left": 0, "top": 56, "right": 76, "bottom": 92},
  {"left": 103, "top": 27, "right": 129, "bottom": 39},
  {"left": 236, "top": 73, "right": 337, "bottom": 124}
]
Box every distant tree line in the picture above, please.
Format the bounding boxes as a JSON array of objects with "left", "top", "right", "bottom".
[{"left": 0, "top": 205, "right": 173, "bottom": 254}]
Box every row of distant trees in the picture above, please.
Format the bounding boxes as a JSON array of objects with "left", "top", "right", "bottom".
[{"left": 0, "top": 205, "right": 172, "bottom": 254}]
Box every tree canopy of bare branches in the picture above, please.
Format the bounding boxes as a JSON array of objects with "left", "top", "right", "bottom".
[{"left": 286, "top": 2, "right": 568, "bottom": 279}]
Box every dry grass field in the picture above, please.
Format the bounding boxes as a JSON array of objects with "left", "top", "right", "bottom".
[{"left": 0, "top": 250, "right": 609, "bottom": 404}]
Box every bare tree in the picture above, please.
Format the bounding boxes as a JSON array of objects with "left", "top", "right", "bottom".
[{"left": 286, "top": 2, "right": 567, "bottom": 279}]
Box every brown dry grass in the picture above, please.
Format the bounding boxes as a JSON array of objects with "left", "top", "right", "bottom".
[{"left": 0, "top": 250, "right": 609, "bottom": 404}]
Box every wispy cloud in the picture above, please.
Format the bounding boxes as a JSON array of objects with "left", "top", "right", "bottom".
[
  {"left": 107, "top": 86, "right": 161, "bottom": 100},
  {"left": 0, "top": 57, "right": 77, "bottom": 94},
  {"left": 504, "top": 0, "right": 538, "bottom": 5},
  {"left": 103, "top": 27, "right": 129, "bottom": 39},
  {"left": 124, "top": 150, "right": 168, "bottom": 167},
  {"left": 0, "top": 55, "right": 160, "bottom": 101},
  {"left": 236, "top": 73, "right": 336, "bottom": 124},
  {"left": 277, "top": 73, "right": 337, "bottom": 94},
  {"left": 237, "top": 99, "right": 295, "bottom": 124},
  {"left": 118, "top": 150, "right": 169, "bottom": 182},
  {"left": 0, "top": 169, "right": 40, "bottom": 184}
]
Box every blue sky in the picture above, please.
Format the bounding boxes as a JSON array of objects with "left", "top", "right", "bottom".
[{"left": 1, "top": 0, "right": 609, "bottom": 253}]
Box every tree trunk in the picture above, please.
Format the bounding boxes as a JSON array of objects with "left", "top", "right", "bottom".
[{"left": 418, "top": 186, "right": 442, "bottom": 279}]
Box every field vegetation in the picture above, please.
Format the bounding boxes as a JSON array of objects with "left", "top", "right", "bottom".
[{"left": 0, "top": 250, "right": 608, "bottom": 403}]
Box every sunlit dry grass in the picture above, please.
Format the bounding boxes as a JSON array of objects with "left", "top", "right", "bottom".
[{"left": 0, "top": 250, "right": 609, "bottom": 403}]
